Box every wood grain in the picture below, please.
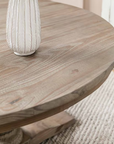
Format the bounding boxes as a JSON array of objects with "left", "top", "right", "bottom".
[
  {"left": 21, "top": 111, "right": 75, "bottom": 144},
  {"left": 0, "top": 0, "right": 114, "bottom": 132}
]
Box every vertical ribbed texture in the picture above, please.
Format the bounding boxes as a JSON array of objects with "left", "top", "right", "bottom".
[
  {"left": 6, "top": 0, "right": 41, "bottom": 56},
  {"left": 42, "top": 72, "right": 114, "bottom": 144}
]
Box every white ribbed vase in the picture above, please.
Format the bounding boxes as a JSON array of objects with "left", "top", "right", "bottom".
[{"left": 6, "top": 0, "right": 41, "bottom": 56}]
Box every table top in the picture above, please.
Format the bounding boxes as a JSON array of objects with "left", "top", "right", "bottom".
[{"left": 0, "top": 0, "right": 114, "bottom": 132}]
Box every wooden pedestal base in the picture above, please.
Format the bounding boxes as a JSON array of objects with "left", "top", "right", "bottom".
[
  {"left": 0, "top": 112, "right": 75, "bottom": 144},
  {"left": 22, "top": 112, "right": 75, "bottom": 144}
]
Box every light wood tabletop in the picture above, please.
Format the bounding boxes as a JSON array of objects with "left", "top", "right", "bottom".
[{"left": 0, "top": 0, "right": 114, "bottom": 143}]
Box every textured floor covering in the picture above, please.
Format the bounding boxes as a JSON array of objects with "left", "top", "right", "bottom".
[{"left": 42, "top": 71, "right": 114, "bottom": 144}]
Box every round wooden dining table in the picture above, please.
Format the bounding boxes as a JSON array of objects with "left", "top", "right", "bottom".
[{"left": 0, "top": 0, "right": 114, "bottom": 143}]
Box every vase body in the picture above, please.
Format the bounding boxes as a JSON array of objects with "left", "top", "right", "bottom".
[{"left": 6, "top": 0, "right": 41, "bottom": 56}]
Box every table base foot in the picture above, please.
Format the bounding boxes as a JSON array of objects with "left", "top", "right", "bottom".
[
  {"left": 0, "top": 128, "right": 23, "bottom": 144},
  {"left": 21, "top": 111, "right": 75, "bottom": 144}
]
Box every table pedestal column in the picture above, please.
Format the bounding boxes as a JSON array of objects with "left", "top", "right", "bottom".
[
  {"left": 0, "top": 112, "right": 75, "bottom": 144},
  {"left": 0, "top": 129, "right": 23, "bottom": 144}
]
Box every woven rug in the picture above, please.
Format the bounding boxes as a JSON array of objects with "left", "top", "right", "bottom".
[{"left": 42, "top": 71, "right": 114, "bottom": 144}]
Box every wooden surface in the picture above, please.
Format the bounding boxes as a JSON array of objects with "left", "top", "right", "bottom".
[
  {"left": 0, "top": 0, "right": 114, "bottom": 132},
  {"left": 21, "top": 111, "right": 75, "bottom": 144}
]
